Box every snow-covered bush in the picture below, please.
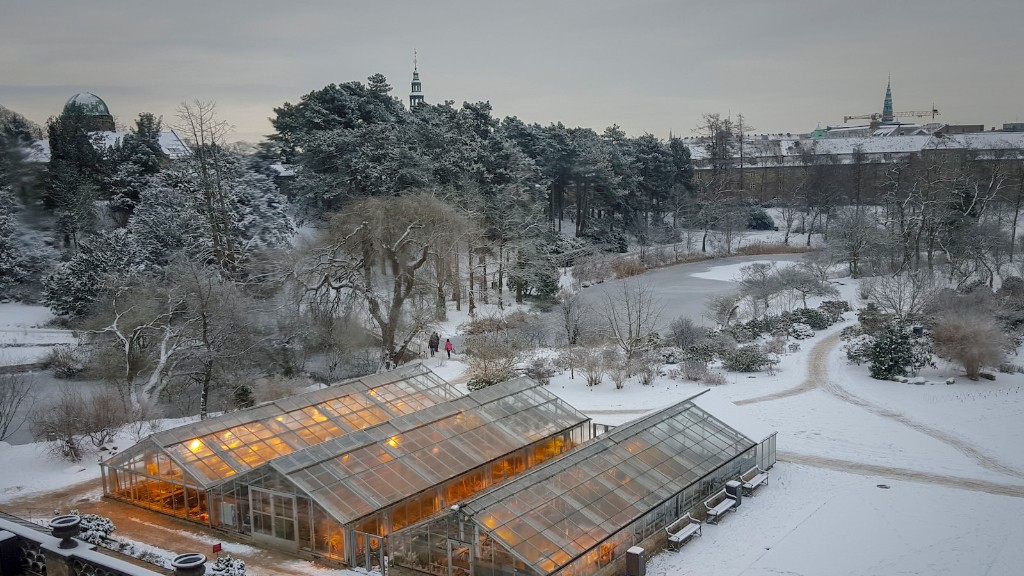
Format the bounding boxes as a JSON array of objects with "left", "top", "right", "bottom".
[
  {"left": 69, "top": 511, "right": 115, "bottom": 545},
  {"left": 656, "top": 346, "right": 685, "bottom": 364},
  {"left": 682, "top": 360, "right": 708, "bottom": 381},
  {"left": 632, "top": 352, "right": 660, "bottom": 386},
  {"left": 868, "top": 323, "right": 933, "bottom": 379},
  {"left": 603, "top": 349, "right": 629, "bottom": 389},
  {"left": 843, "top": 334, "right": 875, "bottom": 365},
  {"left": 701, "top": 370, "right": 727, "bottom": 386},
  {"left": 762, "top": 334, "right": 788, "bottom": 355},
  {"left": 789, "top": 323, "right": 815, "bottom": 340},
  {"left": 523, "top": 357, "right": 556, "bottom": 385},
  {"left": 581, "top": 348, "right": 605, "bottom": 386},
  {"left": 722, "top": 345, "right": 776, "bottom": 372},
  {"left": 684, "top": 342, "right": 716, "bottom": 364},
  {"left": 818, "top": 300, "right": 851, "bottom": 323},
  {"left": 207, "top": 555, "right": 247, "bottom": 576},
  {"left": 786, "top": 308, "right": 830, "bottom": 330},
  {"left": 745, "top": 314, "right": 793, "bottom": 338}
]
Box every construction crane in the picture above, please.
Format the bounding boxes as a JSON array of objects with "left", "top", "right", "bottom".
[{"left": 843, "top": 107, "right": 940, "bottom": 124}]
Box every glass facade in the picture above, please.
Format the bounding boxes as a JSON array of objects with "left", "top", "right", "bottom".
[
  {"left": 100, "top": 366, "right": 772, "bottom": 576},
  {"left": 101, "top": 367, "right": 591, "bottom": 571},
  {"left": 392, "top": 398, "right": 761, "bottom": 576}
]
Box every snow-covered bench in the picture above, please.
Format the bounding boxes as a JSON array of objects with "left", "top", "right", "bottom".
[
  {"left": 704, "top": 489, "right": 737, "bottom": 524},
  {"left": 665, "top": 513, "right": 702, "bottom": 550},
  {"left": 741, "top": 466, "right": 769, "bottom": 496}
]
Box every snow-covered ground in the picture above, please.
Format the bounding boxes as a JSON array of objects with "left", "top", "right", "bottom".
[
  {"left": 1, "top": 257, "right": 1022, "bottom": 575},
  {"left": 0, "top": 302, "right": 76, "bottom": 366}
]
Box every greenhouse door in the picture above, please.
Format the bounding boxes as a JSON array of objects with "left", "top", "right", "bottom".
[
  {"left": 447, "top": 539, "right": 473, "bottom": 576},
  {"left": 249, "top": 488, "right": 297, "bottom": 548},
  {"left": 353, "top": 532, "right": 384, "bottom": 571}
]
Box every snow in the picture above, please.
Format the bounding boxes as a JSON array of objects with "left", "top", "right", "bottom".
[
  {"left": 0, "top": 258, "right": 1021, "bottom": 575},
  {"left": 0, "top": 303, "right": 77, "bottom": 366}
]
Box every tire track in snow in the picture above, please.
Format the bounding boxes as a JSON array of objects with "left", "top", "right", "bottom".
[
  {"left": 734, "top": 331, "right": 842, "bottom": 406},
  {"left": 779, "top": 451, "right": 1024, "bottom": 498},
  {"left": 737, "top": 325, "right": 1024, "bottom": 481}
]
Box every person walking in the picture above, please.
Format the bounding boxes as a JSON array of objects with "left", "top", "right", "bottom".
[
  {"left": 444, "top": 338, "right": 454, "bottom": 359},
  {"left": 428, "top": 332, "right": 440, "bottom": 357}
]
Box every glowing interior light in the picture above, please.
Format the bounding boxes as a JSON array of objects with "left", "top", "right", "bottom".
[
  {"left": 188, "top": 439, "right": 202, "bottom": 452},
  {"left": 387, "top": 436, "right": 399, "bottom": 448}
]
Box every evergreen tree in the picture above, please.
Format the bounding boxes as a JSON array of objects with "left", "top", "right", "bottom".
[{"left": 868, "top": 322, "right": 913, "bottom": 380}]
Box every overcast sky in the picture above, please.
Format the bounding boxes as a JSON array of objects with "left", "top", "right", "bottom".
[{"left": 2, "top": 0, "right": 1021, "bottom": 143}]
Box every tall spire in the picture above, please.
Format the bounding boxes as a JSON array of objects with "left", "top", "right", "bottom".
[
  {"left": 409, "top": 49, "right": 424, "bottom": 109},
  {"left": 881, "top": 75, "right": 894, "bottom": 124}
]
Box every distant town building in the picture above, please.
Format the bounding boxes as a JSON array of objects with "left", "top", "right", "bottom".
[
  {"left": 409, "top": 50, "right": 425, "bottom": 109},
  {"left": 25, "top": 93, "right": 190, "bottom": 163}
]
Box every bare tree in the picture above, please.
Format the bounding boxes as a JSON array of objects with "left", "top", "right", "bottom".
[
  {"left": 0, "top": 373, "right": 34, "bottom": 441},
  {"left": 557, "top": 288, "right": 589, "bottom": 346},
  {"left": 297, "top": 193, "right": 469, "bottom": 368},
  {"left": 175, "top": 100, "right": 237, "bottom": 272},
  {"left": 602, "top": 280, "right": 662, "bottom": 359},
  {"left": 30, "top": 386, "right": 87, "bottom": 461},
  {"left": 863, "top": 270, "right": 940, "bottom": 322}
]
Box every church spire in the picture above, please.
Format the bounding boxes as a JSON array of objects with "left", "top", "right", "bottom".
[
  {"left": 409, "top": 49, "right": 424, "bottom": 109},
  {"left": 881, "top": 75, "right": 894, "bottom": 124}
]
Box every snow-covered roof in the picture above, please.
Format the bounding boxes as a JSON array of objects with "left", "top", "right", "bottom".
[
  {"left": 687, "top": 130, "right": 1024, "bottom": 167},
  {"left": 24, "top": 129, "right": 191, "bottom": 163}
]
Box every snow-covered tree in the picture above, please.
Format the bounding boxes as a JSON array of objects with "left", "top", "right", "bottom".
[{"left": 44, "top": 229, "right": 141, "bottom": 317}]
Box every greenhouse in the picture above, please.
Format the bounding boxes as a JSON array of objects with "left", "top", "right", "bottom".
[
  {"left": 100, "top": 366, "right": 591, "bottom": 569},
  {"left": 390, "top": 392, "right": 774, "bottom": 576}
]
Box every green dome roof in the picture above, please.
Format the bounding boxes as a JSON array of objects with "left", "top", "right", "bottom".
[{"left": 64, "top": 92, "right": 111, "bottom": 116}]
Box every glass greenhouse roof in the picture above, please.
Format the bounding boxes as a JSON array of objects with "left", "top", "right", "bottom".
[
  {"left": 270, "top": 377, "right": 589, "bottom": 525},
  {"left": 107, "top": 365, "right": 460, "bottom": 487},
  {"left": 460, "top": 396, "right": 755, "bottom": 575}
]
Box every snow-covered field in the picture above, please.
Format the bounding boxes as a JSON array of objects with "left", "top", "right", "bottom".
[
  {"left": 0, "top": 302, "right": 76, "bottom": 365},
  {"left": 1, "top": 257, "right": 1022, "bottom": 575}
]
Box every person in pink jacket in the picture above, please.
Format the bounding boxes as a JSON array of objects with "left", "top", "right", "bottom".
[{"left": 444, "top": 338, "right": 454, "bottom": 359}]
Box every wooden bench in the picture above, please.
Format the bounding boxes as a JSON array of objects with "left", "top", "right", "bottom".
[
  {"left": 703, "top": 489, "right": 737, "bottom": 525},
  {"left": 665, "top": 513, "right": 702, "bottom": 550},
  {"left": 741, "top": 466, "right": 769, "bottom": 496}
]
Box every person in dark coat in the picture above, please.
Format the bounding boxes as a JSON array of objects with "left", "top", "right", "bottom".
[{"left": 428, "top": 332, "right": 440, "bottom": 357}]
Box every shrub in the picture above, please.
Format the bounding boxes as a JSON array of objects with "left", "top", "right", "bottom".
[
  {"left": 47, "top": 344, "right": 87, "bottom": 378},
  {"left": 633, "top": 352, "right": 661, "bottom": 386},
  {"left": 762, "top": 334, "right": 788, "bottom": 355},
  {"left": 667, "top": 317, "right": 705, "bottom": 349},
  {"left": 657, "top": 346, "right": 685, "bottom": 364},
  {"left": 746, "top": 314, "right": 793, "bottom": 337},
  {"left": 818, "top": 300, "right": 851, "bottom": 323},
  {"left": 611, "top": 257, "right": 647, "bottom": 279},
  {"left": 685, "top": 342, "right": 717, "bottom": 364},
  {"left": 747, "top": 207, "right": 775, "bottom": 230},
  {"left": 722, "top": 345, "right": 776, "bottom": 372},
  {"left": 868, "top": 323, "right": 914, "bottom": 380},
  {"left": 724, "top": 324, "right": 757, "bottom": 343},
  {"left": 701, "top": 370, "right": 727, "bottom": 385},
  {"left": 789, "top": 323, "right": 815, "bottom": 340},
  {"left": 72, "top": 511, "right": 115, "bottom": 545},
  {"left": 843, "top": 334, "right": 875, "bottom": 365},
  {"left": 681, "top": 360, "right": 708, "bottom": 381},
  {"left": 207, "top": 555, "right": 248, "bottom": 576},
  {"left": 523, "top": 357, "right": 556, "bottom": 385},
  {"left": 787, "top": 342, "right": 801, "bottom": 353},
  {"left": 931, "top": 313, "right": 1006, "bottom": 380},
  {"left": 787, "top": 308, "right": 830, "bottom": 330}
]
